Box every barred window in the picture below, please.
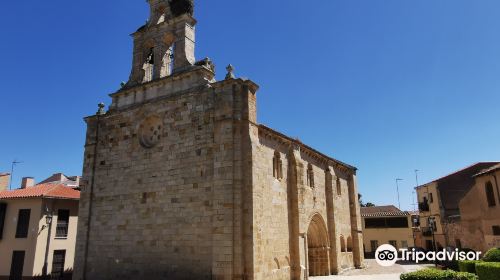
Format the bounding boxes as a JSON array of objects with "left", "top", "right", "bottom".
[
  {"left": 51, "top": 250, "right": 66, "bottom": 280},
  {"left": 56, "top": 210, "right": 70, "bottom": 239}
]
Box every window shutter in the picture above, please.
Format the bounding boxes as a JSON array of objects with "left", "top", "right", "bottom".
[{"left": 0, "top": 203, "right": 6, "bottom": 239}]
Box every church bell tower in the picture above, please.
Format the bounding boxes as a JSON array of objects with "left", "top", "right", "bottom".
[{"left": 126, "top": 0, "right": 197, "bottom": 87}]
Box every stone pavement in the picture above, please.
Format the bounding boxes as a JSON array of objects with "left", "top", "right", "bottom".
[{"left": 311, "top": 259, "right": 432, "bottom": 280}]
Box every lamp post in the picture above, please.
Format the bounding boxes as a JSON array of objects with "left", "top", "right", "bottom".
[
  {"left": 428, "top": 216, "right": 438, "bottom": 267},
  {"left": 42, "top": 210, "right": 53, "bottom": 279},
  {"left": 412, "top": 216, "right": 419, "bottom": 247}
]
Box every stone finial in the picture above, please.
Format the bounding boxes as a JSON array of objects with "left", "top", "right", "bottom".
[
  {"left": 225, "top": 64, "right": 235, "bottom": 80},
  {"left": 97, "top": 103, "right": 106, "bottom": 115}
]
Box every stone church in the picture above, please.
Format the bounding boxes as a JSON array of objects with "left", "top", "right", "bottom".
[{"left": 74, "top": 1, "right": 364, "bottom": 279}]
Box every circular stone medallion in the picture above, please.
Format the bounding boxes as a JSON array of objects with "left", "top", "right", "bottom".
[{"left": 138, "top": 116, "right": 163, "bottom": 148}]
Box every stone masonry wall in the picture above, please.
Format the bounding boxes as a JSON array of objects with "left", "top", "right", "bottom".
[
  {"left": 74, "top": 70, "right": 258, "bottom": 280},
  {"left": 252, "top": 127, "right": 362, "bottom": 279}
]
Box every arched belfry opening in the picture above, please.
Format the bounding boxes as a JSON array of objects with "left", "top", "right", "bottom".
[
  {"left": 307, "top": 214, "right": 330, "bottom": 276},
  {"left": 126, "top": 0, "right": 197, "bottom": 88}
]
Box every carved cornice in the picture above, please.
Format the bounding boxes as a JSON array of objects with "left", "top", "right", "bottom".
[{"left": 258, "top": 125, "right": 356, "bottom": 175}]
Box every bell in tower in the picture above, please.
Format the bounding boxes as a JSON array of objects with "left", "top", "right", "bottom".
[{"left": 126, "top": 0, "right": 196, "bottom": 87}]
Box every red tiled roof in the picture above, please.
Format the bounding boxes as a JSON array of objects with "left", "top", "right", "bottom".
[
  {"left": 0, "top": 184, "right": 80, "bottom": 200},
  {"left": 361, "top": 205, "right": 410, "bottom": 217}
]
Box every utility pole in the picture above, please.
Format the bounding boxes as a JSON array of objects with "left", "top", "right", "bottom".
[
  {"left": 396, "top": 178, "right": 403, "bottom": 209},
  {"left": 9, "top": 160, "right": 22, "bottom": 190},
  {"left": 414, "top": 169, "right": 420, "bottom": 211}
]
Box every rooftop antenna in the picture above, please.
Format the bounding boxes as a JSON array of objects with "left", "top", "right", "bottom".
[
  {"left": 10, "top": 160, "right": 23, "bottom": 190},
  {"left": 414, "top": 169, "right": 420, "bottom": 211},
  {"left": 396, "top": 178, "right": 403, "bottom": 210}
]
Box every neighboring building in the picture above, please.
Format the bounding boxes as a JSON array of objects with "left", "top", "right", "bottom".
[
  {"left": 449, "top": 164, "right": 500, "bottom": 252},
  {"left": 0, "top": 173, "right": 10, "bottom": 192},
  {"left": 415, "top": 162, "right": 499, "bottom": 251},
  {"left": 0, "top": 183, "right": 80, "bottom": 279},
  {"left": 39, "top": 174, "right": 81, "bottom": 189},
  {"left": 361, "top": 206, "right": 415, "bottom": 257},
  {"left": 409, "top": 211, "right": 422, "bottom": 249},
  {"left": 74, "top": 1, "right": 364, "bottom": 280}
]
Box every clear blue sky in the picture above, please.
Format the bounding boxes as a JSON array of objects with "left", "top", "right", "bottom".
[{"left": 1, "top": 0, "right": 500, "bottom": 210}]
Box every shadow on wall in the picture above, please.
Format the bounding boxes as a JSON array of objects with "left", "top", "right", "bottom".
[{"left": 32, "top": 268, "right": 73, "bottom": 280}]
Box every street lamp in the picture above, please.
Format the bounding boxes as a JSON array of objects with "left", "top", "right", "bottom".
[
  {"left": 45, "top": 213, "right": 53, "bottom": 225},
  {"left": 428, "top": 216, "right": 438, "bottom": 267},
  {"left": 42, "top": 210, "right": 53, "bottom": 279}
]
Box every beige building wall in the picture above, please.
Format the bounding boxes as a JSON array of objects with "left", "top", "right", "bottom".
[
  {"left": 454, "top": 169, "right": 500, "bottom": 252},
  {"left": 416, "top": 183, "right": 447, "bottom": 250},
  {"left": 362, "top": 215, "right": 415, "bottom": 254},
  {"left": 0, "top": 198, "right": 78, "bottom": 279},
  {"left": 0, "top": 199, "right": 42, "bottom": 278}
]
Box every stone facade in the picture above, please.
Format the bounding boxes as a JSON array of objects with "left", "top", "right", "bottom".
[
  {"left": 415, "top": 162, "right": 499, "bottom": 251},
  {"left": 448, "top": 165, "right": 500, "bottom": 252},
  {"left": 73, "top": 1, "right": 363, "bottom": 279}
]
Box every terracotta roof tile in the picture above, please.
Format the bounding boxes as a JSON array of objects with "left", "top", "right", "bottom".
[
  {"left": 361, "top": 205, "right": 410, "bottom": 217},
  {"left": 0, "top": 184, "right": 80, "bottom": 200}
]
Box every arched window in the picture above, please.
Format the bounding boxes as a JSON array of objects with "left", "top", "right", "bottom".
[
  {"left": 336, "top": 177, "right": 342, "bottom": 196},
  {"left": 486, "top": 181, "right": 496, "bottom": 207},
  {"left": 142, "top": 47, "right": 155, "bottom": 83},
  {"left": 160, "top": 45, "right": 175, "bottom": 78},
  {"left": 347, "top": 236, "right": 353, "bottom": 252},
  {"left": 340, "top": 235, "right": 346, "bottom": 252},
  {"left": 307, "top": 164, "right": 314, "bottom": 188},
  {"left": 273, "top": 151, "right": 283, "bottom": 179}
]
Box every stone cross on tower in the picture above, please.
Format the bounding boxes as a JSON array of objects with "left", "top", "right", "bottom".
[{"left": 126, "top": 0, "right": 196, "bottom": 88}]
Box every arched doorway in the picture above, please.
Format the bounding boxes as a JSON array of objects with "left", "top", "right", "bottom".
[{"left": 307, "top": 214, "right": 330, "bottom": 276}]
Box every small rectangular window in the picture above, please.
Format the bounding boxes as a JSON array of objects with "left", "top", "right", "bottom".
[
  {"left": 401, "top": 240, "right": 408, "bottom": 248},
  {"left": 493, "top": 226, "right": 500, "bottom": 236},
  {"left": 10, "top": 251, "right": 25, "bottom": 280},
  {"left": 0, "top": 203, "right": 6, "bottom": 239},
  {"left": 370, "top": 240, "right": 379, "bottom": 253},
  {"left": 389, "top": 240, "right": 398, "bottom": 249},
  {"left": 51, "top": 250, "right": 66, "bottom": 280},
  {"left": 56, "top": 210, "right": 70, "bottom": 239},
  {"left": 15, "top": 209, "right": 31, "bottom": 239},
  {"left": 456, "top": 239, "right": 462, "bottom": 248},
  {"left": 429, "top": 193, "right": 434, "bottom": 203}
]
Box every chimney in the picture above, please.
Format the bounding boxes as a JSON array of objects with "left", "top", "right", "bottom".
[
  {"left": 21, "top": 177, "right": 35, "bottom": 189},
  {"left": 0, "top": 173, "right": 10, "bottom": 192}
]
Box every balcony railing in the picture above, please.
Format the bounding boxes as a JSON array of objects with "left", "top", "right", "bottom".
[{"left": 422, "top": 227, "right": 433, "bottom": 237}]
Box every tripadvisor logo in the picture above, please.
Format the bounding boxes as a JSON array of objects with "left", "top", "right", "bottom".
[
  {"left": 375, "top": 244, "right": 398, "bottom": 267},
  {"left": 375, "top": 244, "right": 482, "bottom": 267}
]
